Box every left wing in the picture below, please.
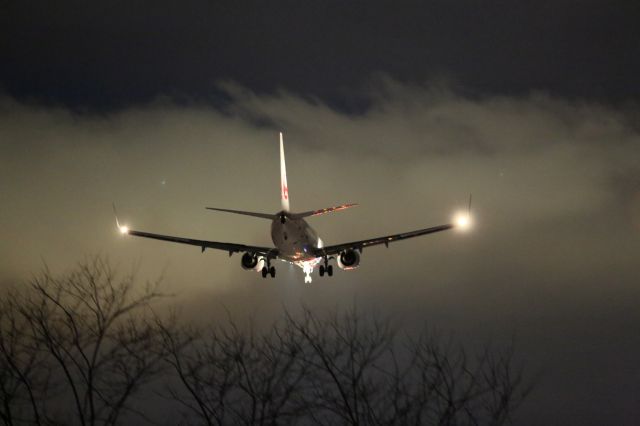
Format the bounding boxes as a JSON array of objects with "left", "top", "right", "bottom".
[
  {"left": 314, "top": 223, "right": 454, "bottom": 257},
  {"left": 123, "top": 228, "right": 277, "bottom": 257},
  {"left": 113, "top": 205, "right": 276, "bottom": 257}
]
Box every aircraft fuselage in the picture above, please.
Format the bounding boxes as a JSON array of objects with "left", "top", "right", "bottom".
[{"left": 270, "top": 212, "right": 322, "bottom": 262}]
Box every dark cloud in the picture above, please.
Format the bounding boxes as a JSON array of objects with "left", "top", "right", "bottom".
[
  {"left": 1, "top": 81, "right": 639, "bottom": 423},
  {"left": 2, "top": 1, "right": 640, "bottom": 109}
]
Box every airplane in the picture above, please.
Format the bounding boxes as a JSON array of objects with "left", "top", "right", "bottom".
[{"left": 114, "top": 133, "right": 472, "bottom": 283}]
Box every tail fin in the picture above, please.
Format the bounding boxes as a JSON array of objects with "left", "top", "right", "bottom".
[{"left": 280, "top": 132, "right": 290, "bottom": 212}]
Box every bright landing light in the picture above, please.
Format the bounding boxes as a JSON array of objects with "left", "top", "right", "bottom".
[
  {"left": 454, "top": 213, "right": 472, "bottom": 230},
  {"left": 119, "top": 225, "right": 129, "bottom": 234}
]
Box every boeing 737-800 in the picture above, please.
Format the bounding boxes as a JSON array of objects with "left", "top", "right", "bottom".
[{"left": 115, "top": 133, "right": 472, "bottom": 283}]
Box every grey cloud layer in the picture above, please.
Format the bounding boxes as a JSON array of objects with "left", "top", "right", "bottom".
[{"left": 1, "top": 83, "right": 639, "bottom": 424}]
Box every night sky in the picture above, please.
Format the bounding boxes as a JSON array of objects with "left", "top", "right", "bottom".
[{"left": 1, "top": 1, "right": 640, "bottom": 424}]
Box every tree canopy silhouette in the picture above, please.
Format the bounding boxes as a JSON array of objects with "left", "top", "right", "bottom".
[{"left": 0, "top": 257, "right": 529, "bottom": 425}]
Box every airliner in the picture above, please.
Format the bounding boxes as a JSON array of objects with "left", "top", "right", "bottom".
[{"left": 115, "top": 133, "right": 472, "bottom": 283}]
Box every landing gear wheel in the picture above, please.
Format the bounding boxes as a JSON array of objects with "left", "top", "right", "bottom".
[
  {"left": 261, "top": 267, "right": 268, "bottom": 278},
  {"left": 327, "top": 265, "right": 333, "bottom": 277},
  {"left": 319, "top": 265, "right": 325, "bottom": 277},
  {"left": 269, "top": 266, "right": 276, "bottom": 278}
]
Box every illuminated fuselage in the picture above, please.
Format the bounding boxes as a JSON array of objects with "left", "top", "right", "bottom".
[{"left": 270, "top": 212, "right": 322, "bottom": 263}]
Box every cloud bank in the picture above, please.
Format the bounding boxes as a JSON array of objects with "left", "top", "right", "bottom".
[{"left": 1, "top": 81, "right": 639, "bottom": 424}]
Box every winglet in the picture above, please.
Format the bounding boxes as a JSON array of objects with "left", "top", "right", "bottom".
[
  {"left": 112, "top": 203, "right": 129, "bottom": 234},
  {"left": 279, "top": 132, "right": 290, "bottom": 212},
  {"left": 452, "top": 194, "right": 473, "bottom": 230},
  {"left": 112, "top": 203, "right": 121, "bottom": 228}
]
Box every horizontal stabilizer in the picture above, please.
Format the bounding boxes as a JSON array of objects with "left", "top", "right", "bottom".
[
  {"left": 205, "top": 207, "right": 276, "bottom": 219},
  {"left": 291, "top": 203, "right": 358, "bottom": 218}
]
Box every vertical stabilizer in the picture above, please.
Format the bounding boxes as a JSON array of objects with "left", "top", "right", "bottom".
[{"left": 279, "top": 132, "right": 290, "bottom": 212}]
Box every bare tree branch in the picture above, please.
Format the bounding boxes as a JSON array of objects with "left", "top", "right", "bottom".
[{"left": 0, "top": 255, "right": 168, "bottom": 426}]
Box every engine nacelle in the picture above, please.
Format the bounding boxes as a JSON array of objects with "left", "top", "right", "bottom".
[
  {"left": 241, "top": 252, "right": 265, "bottom": 271},
  {"left": 337, "top": 249, "right": 361, "bottom": 270}
]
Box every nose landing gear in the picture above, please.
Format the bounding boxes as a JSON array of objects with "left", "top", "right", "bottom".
[{"left": 301, "top": 262, "right": 313, "bottom": 283}]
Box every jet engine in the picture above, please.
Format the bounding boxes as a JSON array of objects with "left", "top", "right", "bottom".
[
  {"left": 337, "top": 249, "right": 360, "bottom": 270},
  {"left": 241, "top": 252, "right": 265, "bottom": 271}
]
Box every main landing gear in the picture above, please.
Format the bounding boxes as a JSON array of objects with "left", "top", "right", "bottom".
[
  {"left": 318, "top": 257, "right": 333, "bottom": 277},
  {"left": 261, "top": 265, "right": 276, "bottom": 278},
  {"left": 261, "top": 258, "right": 276, "bottom": 278},
  {"left": 319, "top": 264, "right": 333, "bottom": 277}
]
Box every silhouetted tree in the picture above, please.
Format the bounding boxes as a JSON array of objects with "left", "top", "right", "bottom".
[
  {"left": 0, "top": 293, "right": 49, "bottom": 425},
  {"left": 158, "top": 311, "right": 311, "bottom": 425},
  {"left": 160, "top": 307, "right": 529, "bottom": 425},
  {"left": 0, "top": 258, "right": 530, "bottom": 425},
  {"left": 0, "top": 257, "right": 167, "bottom": 425}
]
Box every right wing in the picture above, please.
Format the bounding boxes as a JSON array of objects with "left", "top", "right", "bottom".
[
  {"left": 317, "top": 195, "right": 473, "bottom": 256},
  {"left": 314, "top": 223, "right": 454, "bottom": 257}
]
